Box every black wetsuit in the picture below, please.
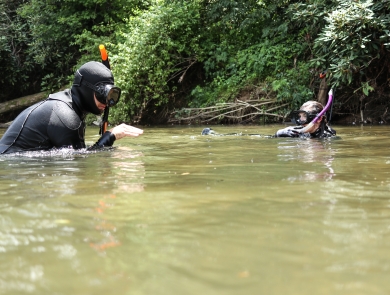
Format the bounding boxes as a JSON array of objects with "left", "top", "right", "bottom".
[
  {"left": 201, "top": 123, "right": 336, "bottom": 138},
  {"left": 0, "top": 89, "right": 115, "bottom": 154}
]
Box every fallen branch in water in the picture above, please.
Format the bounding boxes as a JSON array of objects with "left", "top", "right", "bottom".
[
  {"left": 0, "top": 91, "right": 48, "bottom": 115},
  {"left": 169, "top": 99, "right": 290, "bottom": 124},
  {"left": 0, "top": 86, "right": 67, "bottom": 115}
]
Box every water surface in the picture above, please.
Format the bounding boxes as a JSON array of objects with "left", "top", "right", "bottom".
[{"left": 1, "top": 124, "right": 390, "bottom": 295}]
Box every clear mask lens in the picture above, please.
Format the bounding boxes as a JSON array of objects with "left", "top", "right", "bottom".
[
  {"left": 106, "top": 87, "right": 121, "bottom": 107},
  {"left": 95, "top": 84, "right": 121, "bottom": 107},
  {"left": 291, "top": 110, "right": 317, "bottom": 125}
]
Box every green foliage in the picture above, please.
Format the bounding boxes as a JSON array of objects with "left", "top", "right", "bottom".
[
  {"left": 190, "top": 1, "right": 312, "bottom": 107},
  {"left": 199, "top": 0, "right": 290, "bottom": 78},
  {"left": 109, "top": 0, "right": 201, "bottom": 123},
  {"left": 287, "top": 1, "right": 333, "bottom": 37},
  {"left": 0, "top": 0, "right": 151, "bottom": 102},
  {"left": 315, "top": 1, "right": 378, "bottom": 86},
  {"left": 2, "top": 0, "right": 390, "bottom": 123},
  {"left": 269, "top": 64, "right": 314, "bottom": 109},
  {"left": 0, "top": 0, "right": 37, "bottom": 100},
  {"left": 190, "top": 40, "right": 313, "bottom": 109},
  {"left": 293, "top": 0, "right": 390, "bottom": 96}
]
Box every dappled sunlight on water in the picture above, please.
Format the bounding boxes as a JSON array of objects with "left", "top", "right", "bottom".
[{"left": 1, "top": 125, "right": 390, "bottom": 294}]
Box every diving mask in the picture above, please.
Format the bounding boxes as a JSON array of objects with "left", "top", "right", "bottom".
[
  {"left": 94, "top": 83, "right": 121, "bottom": 107},
  {"left": 291, "top": 110, "right": 319, "bottom": 126},
  {"left": 74, "top": 70, "right": 121, "bottom": 107}
]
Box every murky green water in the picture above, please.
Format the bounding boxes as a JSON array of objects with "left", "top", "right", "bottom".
[{"left": 1, "top": 124, "right": 390, "bottom": 295}]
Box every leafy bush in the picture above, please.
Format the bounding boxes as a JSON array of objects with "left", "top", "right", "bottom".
[
  {"left": 1, "top": 0, "right": 151, "bottom": 102},
  {"left": 190, "top": 35, "right": 312, "bottom": 109},
  {"left": 3, "top": 0, "right": 390, "bottom": 124},
  {"left": 291, "top": 0, "right": 390, "bottom": 96},
  {"left": 0, "top": 0, "right": 37, "bottom": 101},
  {"left": 110, "top": 0, "right": 201, "bottom": 123}
]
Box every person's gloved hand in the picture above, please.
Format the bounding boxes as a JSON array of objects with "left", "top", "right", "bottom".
[
  {"left": 275, "top": 126, "right": 302, "bottom": 137},
  {"left": 201, "top": 128, "right": 216, "bottom": 135}
]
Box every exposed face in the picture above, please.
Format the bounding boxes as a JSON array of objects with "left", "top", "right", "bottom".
[
  {"left": 94, "top": 93, "right": 107, "bottom": 113},
  {"left": 297, "top": 111, "right": 310, "bottom": 123}
]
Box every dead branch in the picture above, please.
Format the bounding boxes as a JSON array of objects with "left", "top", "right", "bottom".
[{"left": 169, "top": 99, "right": 289, "bottom": 123}]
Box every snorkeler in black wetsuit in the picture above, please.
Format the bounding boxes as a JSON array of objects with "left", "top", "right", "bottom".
[
  {"left": 275, "top": 101, "right": 336, "bottom": 138},
  {"left": 201, "top": 101, "right": 336, "bottom": 138},
  {"left": 0, "top": 61, "right": 143, "bottom": 154}
]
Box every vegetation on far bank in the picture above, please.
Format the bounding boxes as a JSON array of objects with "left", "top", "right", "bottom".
[{"left": 2, "top": 0, "right": 390, "bottom": 125}]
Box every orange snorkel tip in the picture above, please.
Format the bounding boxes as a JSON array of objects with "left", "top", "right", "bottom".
[{"left": 99, "top": 44, "right": 108, "bottom": 61}]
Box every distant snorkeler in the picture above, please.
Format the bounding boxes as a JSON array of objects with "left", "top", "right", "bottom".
[
  {"left": 275, "top": 100, "right": 336, "bottom": 138},
  {"left": 201, "top": 100, "right": 336, "bottom": 139},
  {"left": 201, "top": 128, "right": 217, "bottom": 135}
]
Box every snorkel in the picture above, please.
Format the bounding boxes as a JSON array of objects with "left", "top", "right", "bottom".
[
  {"left": 298, "top": 89, "right": 333, "bottom": 133},
  {"left": 99, "top": 44, "right": 110, "bottom": 135}
]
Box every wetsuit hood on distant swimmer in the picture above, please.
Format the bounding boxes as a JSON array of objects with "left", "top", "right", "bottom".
[{"left": 71, "top": 61, "right": 115, "bottom": 115}]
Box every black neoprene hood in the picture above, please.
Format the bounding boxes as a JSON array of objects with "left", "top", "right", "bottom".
[{"left": 71, "top": 61, "right": 114, "bottom": 115}]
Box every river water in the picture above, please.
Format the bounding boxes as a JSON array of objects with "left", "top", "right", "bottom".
[{"left": 0, "top": 124, "right": 390, "bottom": 295}]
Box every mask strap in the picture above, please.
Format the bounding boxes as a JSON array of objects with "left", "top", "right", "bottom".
[{"left": 73, "top": 71, "right": 106, "bottom": 93}]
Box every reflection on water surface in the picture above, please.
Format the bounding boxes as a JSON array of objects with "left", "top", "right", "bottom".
[{"left": 1, "top": 125, "right": 390, "bottom": 295}]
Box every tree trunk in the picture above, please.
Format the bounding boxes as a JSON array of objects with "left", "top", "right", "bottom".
[{"left": 317, "top": 77, "right": 328, "bottom": 106}]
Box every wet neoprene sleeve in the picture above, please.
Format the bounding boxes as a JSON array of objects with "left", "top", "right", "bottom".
[
  {"left": 88, "top": 131, "right": 116, "bottom": 150},
  {"left": 275, "top": 126, "right": 302, "bottom": 137}
]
